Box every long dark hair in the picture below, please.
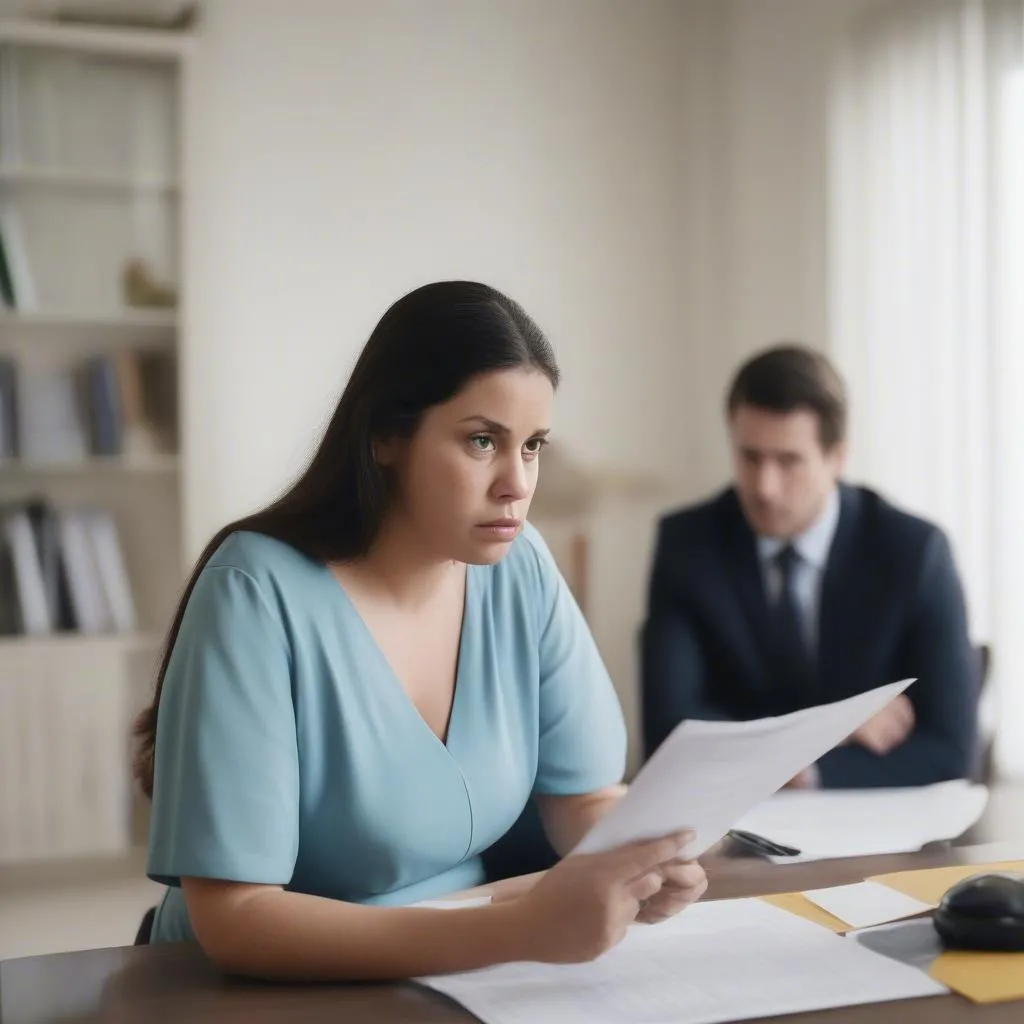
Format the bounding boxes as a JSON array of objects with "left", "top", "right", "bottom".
[{"left": 134, "top": 280, "right": 559, "bottom": 798}]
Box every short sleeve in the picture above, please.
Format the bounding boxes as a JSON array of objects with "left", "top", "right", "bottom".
[
  {"left": 147, "top": 564, "right": 299, "bottom": 887},
  {"left": 526, "top": 528, "right": 627, "bottom": 795}
]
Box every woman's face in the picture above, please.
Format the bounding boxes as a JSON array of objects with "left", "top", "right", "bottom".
[{"left": 380, "top": 367, "right": 555, "bottom": 564}]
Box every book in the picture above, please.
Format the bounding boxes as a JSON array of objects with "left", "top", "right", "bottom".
[
  {"left": 85, "top": 508, "right": 136, "bottom": 633},
  {"left": 0, "top": 512, "right": 22, "bottom": 636},
  {"left": 83, "top": 355, "right": 123, "bottom": 456},
  {"left": 0, "top": 356, "right": 17, "bottom": 457},
  {"left": 16, "top": 366, "right": 88, "bottom": 464},
  {"left": 25, "top": 499, "right": 74, "bottom": 631},
  {"left": 0, "top": 199, "right": 37, "bottom": 310},
  {"left": 57, "top": 506, "right": 110, "bottom": 634},
  {"left": 3, "top": 507, "right": 52, "bottom": 634}
]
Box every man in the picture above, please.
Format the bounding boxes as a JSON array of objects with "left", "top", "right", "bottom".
[{"left": 641, "top": 345, "right": 979, "bottom": 788}]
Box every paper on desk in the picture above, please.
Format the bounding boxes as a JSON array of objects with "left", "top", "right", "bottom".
[
  {"left": 575, "top": 679, "right": 913, "bottom": 858},
  {"left": 802, "top": 881, "right": 935, "bottom": 930},
  {"left": 733, "top": 779, "right": 989, "bottom": 864},
  {"left": 412, "top": 896, "right": 493, "bottom": 910},
  {"left": 417, "top": 897, "right": 946, "bottom": 1024}
]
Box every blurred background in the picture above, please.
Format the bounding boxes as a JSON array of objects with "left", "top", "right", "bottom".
[{"left": 0, "top": 0, "right": 1021, "bottom": 958}]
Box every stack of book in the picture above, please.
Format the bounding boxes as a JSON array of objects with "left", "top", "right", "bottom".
[
  {"left": 0, "top": 348, "right": 177, "bottom": 462},
  {"left": 0, "top": 498, "right": 136, "bottom": 637}
]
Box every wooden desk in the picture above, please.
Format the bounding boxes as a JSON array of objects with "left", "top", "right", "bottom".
[{"left": 3, "top": 839, "right": 1023, "bottom": 1024}]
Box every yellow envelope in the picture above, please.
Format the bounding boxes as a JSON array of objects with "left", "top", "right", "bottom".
[
  {"left": 868, "top": 861, "right": 1024, "bottom": 1004},
  {"left": 866, "top": 861, "right": 1024, "bottom": 903},
  {"left": 760, "top": 892, "right": 848, "bottom": 933}
]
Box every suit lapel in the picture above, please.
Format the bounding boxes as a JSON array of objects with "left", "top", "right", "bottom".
[
  {"left": 817, "top": 485, "right": 863, "bottom": 700},
  {"left": 721, "top": 492, "right": 776, "bottom": 684}
]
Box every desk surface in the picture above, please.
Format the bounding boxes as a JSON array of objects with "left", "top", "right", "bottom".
[
  {"left": 3, "top": 839, "right": 1023, "bottom": 1024},
  {"left": 3, "top": 781, "right": 1024, "bottom": 1024}
]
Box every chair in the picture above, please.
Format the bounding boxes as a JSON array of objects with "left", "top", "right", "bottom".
[
  {"left": 480, "top": 800, "right": 559, "bottom": 883},
  {"left": 973, "top": 643, "right": 995, "bottom": 785},
  {"left": 134, "top": 906, "right": 156, "bottom": 945}
]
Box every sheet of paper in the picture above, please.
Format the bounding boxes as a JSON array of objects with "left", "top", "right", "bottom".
[
  {"left": 575, "top": 679, "right": 912, "bottom": 858},
  {"left": 733, "top": 779, "right": 989, "bottom": 863},
  {"left": 802, "top": 881, "right": 935, "bottom": 930},
  {"left": 413, "top": 896, "right": 493, "bottom": 910},
  {"left": 417, "top": 897, "right": 946, "bottom": 1024}
]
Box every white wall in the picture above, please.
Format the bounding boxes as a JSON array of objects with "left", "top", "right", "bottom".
[
  {"left": 683, "top": 0, "right": 857, "bottom": 496},
  {"left": 183, "top": 0, "right": 708, "bottom": 764},
  {"left": 181, "top": 0, "right": 853, "bottom": 769}
]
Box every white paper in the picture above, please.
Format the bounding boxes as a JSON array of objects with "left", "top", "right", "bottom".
[
  {"left": 576, "top": 679, "right": 913, "bottom": 858},
  {"left": 418, "top": 897, "right": 946, "bottom": 1024},
  {"left": 803, "top": 881, "right": 936, "bottom": 930},
  {"left": 413, "top": 896, "right": 493, "bottom": 910},
  {"left": 733, "top": 779, "right": 989, "bottom": 863}
]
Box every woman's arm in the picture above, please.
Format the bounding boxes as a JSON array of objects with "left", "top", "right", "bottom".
[
  {"left": 458, "top": 786, "right": 626, "bottom": 905},
  {"left": 183, "top": 877, "right": 529, "bottom": 981},
  {"left": 184, "top": 827, "right": 691, "bottom": 980},
  {"left": 456, "top": 869, "right": 545, "bottom": 903},
  {"left": 536, "top": 784, "right": 626, "bottom": 856}
]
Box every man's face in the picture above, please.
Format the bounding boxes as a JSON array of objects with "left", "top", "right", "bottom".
[{"left": 729, "top": 404, "right": 845, "bottom": 538}]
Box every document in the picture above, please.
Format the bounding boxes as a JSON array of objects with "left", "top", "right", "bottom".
[
  {"left": 732, "top": 779, "right": 989, "bottom": 863},
  {"left": 417, "top": 896, "right": 946, "bottom": 1024},
  {"left": 413, "top": 896, "right": 493, "bottom": 910},
  {"left": 802, "top": 881, "right": 935, "bottom": 930},
  {"left": 575, "top": 679, "right": 913, "bottom": 858}
]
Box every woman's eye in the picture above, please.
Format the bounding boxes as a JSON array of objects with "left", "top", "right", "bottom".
[
  {"left": 470, "top": 435, "right": 495, "bottom": 452},
  {"left": 523, "top": 437, "right": 548, "bottom": 457}
]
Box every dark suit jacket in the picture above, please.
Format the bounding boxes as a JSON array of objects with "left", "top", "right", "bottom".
[{"left": 641, "top": 485, "right": 979, "bottom": 788}]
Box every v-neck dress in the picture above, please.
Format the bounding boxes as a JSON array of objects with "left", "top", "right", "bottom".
[{"left": 146, "top": 524, "right": 626, "bottom": 944}]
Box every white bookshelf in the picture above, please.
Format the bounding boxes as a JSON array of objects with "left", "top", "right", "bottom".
[
  {"left": 0, "top": 309, "right": 176, "bottom": 353},
  {"left": 0, "top": 163, "right": 180, "bottom": 193},
  {"left": 0, "top": 628, "right": 161, "bottom": 652},
  {"left": 0, "top": 16, "right": 193, "bottom": 866},
  {"left": 0, "top": 453, "right": 179, "bottom": 475},
  {"left": 0, "top": 308, "right": 177, "bottom": 328},
  {"left": 0, "top": 16, "right": 194, "bottom": 59}
]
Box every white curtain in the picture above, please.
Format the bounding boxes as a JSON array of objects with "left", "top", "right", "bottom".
[{"left": 828, "top": 0, "right": 1024, "bottom": 778}]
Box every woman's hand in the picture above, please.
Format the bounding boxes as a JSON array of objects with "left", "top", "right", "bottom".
[
  {"left": 634, "top": 858, "right": 707, "bottom": 924},
  {"left": 507, "top": 830, "right": 693, "bottom": 964}
]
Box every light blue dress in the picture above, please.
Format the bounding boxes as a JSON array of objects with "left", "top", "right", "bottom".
[{"left": 147, "top": 523, "right": 626, "bottom": 943}]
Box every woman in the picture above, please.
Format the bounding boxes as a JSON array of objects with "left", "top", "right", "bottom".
[{"left": 134, "top": 280, "right": 706, "bottom": 980}]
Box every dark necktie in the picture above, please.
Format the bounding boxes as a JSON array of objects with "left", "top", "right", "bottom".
[{"left": 772, "top": 545, "right": 814, "bottom": 700}]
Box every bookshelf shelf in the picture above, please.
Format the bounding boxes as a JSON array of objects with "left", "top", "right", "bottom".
[
  {"left": 0, "top": 165, "right": 180, "bottom": 195},
  {"left": 0, "top": 17, "right": 196, "bottom": 61},
  {"left": 0, "top": 310, "right": 176, "bottom": 348},
  {"left": 0, "top": 629, "right": 161, "bottom": 652},
  {"left": 0, "top": 454, "right": 179, "bottom": 476},
  {"left": 0, "top": 309, "right": 177, "bottom": 330}
]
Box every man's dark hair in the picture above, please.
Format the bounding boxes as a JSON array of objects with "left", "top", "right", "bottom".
[{"left": 726, "top": 344, "right": 847, "bottom": 449}]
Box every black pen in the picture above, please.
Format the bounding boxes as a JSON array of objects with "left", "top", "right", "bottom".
[{"left": 727, "top": 829, "right": 802, "bottom": 857}]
